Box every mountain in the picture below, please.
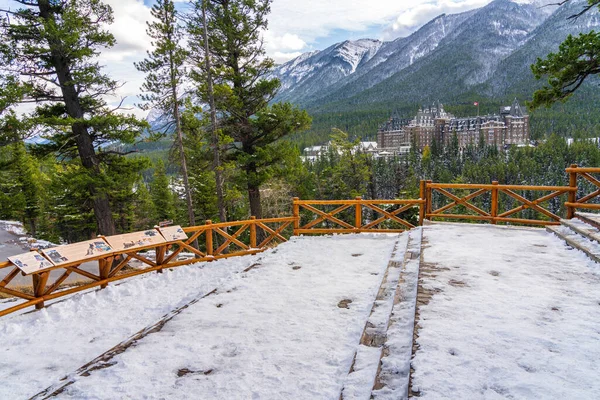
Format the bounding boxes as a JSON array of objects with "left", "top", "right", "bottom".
[
  {"left": 271, "top": 39, "right": 383, "bottom": 104},
  {"left": 272, "top": 0, "right": 600, "bottom": 145}
]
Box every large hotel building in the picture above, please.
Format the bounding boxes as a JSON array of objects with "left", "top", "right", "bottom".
[{"left": 377, "top": 100, "right": 530, "bottom": 154}]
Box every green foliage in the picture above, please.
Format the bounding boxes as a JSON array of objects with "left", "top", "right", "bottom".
[
  {"left": 188, "top": 0, "right": 311, "bottom": 218},
  {"left": 531, "top": 30, "right": 600, "bottom": 108},
  {"left": 150, "top": 159, "right": 176, "bottom": 222},
  {"left": 530, "top": 1, "right": 600, "bottom": 109}
]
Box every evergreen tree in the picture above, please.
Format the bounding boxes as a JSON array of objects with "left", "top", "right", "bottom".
[
  {"left": 187, "top": 0, "right": 311, "bottom": 219},
  {"left": 0, "top": 0, "right": 148, "bottom": 235},
  {"left": 135, "top": 0, "right": 196, "bottom": 227},
  {"left": 530, "top": 1, "right": 600, "bottom": 108},
  {"left": 150, "top": 159, "right": 175, "bottom": 222}
]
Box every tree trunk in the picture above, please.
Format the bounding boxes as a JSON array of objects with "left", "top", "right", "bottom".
[
  {"left": 202, "top": 0, "right": 227, "bottom": 223},
  {"left": 247, "top": 182, "right": 262, "bottom": 220},
  {"left": 171, "top": 55, "right": 195, "bottom": 228},
  {"left": 38, "top": 0, "right": 116, "bottom": 236}
]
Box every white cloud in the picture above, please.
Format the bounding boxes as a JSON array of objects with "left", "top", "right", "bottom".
[
  {"left": 383, "top": 0, "right": 491, "bottom": 39},
  {"left": 264, "top": 0, "right": 493, "bottom": 60}
]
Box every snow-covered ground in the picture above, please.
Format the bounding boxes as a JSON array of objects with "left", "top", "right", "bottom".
[
  {"left": 1, "top": 233, "right": 399, "bottom": 399},
  {"left": 411, "top": 223, "right": 600, "bottom": 399}
]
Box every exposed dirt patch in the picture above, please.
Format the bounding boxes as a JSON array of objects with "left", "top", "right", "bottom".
[
  {"left": 243, "top": 263, "right": 261, "bottom": 272},
  {"left": 338, "top": 299, "right": 353, "bottom": 309},
  {"left": 489, "top": 270, "right": 500, "bottom": 277},
  {"left": 177, "top": 368, "right": 213, "bottom": 377},
  {"left": 352, "top": 253, "right": 363, "bottom": 257},
  {"left": 292, "top": 266, "right": 301, "bottom": 270},
  {"left": 449, "top": 279, "right": 467, "bottom": 287}
]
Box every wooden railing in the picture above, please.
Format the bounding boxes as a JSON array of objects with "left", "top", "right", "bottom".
[
  {"left": 0, "top": 217, "right": 294, "bottom": 317},
  {"left": 3, "top": 165, "right": 600, "bottom": 317},
  {"left": 424, "top": 181, "right": 576, "bottom": 226},
  {"left": 293, "top": 197, "right": 425, "bottom": 235},
  {"left": 565, "top": 165, "right": 600, "bottom": 217}
]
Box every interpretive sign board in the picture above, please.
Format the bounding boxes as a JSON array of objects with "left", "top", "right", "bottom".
[
  {"left": 104, "top": 229, "right": 167, "bottom": 252},
  {"left": 8, "top": 251, "right": 55, "bottom": 275},
  {"left": 41, "top": 239, "right": 114, "bottom": 267},
  {"left": 158, "top": 225, "right": 188, "bottom": 242}
]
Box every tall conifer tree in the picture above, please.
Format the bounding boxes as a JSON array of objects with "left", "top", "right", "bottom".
[
  {"left": 135, "top": 0, "right": 196, "bottom": 227},
  {"left": 0, "top": 0, "right": 148, "bottom": 235},
  {"left": 188, "top": 0, "right": 311, "bottom": 219}
]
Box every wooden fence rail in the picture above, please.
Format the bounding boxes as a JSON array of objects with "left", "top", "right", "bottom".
[
  {"left": 424, "top": 181, "right": 575, "bottom": 226},
  {"left": 565, "top": 164, "right": 600, "bottom": 217},
  {"left": 2, "top": 164, "right": 600, "bottom": 317},
  {"left": 0, "top": 217, "right": 295, "bottom": 318},
  {"left": 293, "top": 197, "right": 425, "bottom": 235}
]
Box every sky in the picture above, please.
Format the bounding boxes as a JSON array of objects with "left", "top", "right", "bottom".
[{"left": 0, "top": 0, "right": 496, "bottom": 118}]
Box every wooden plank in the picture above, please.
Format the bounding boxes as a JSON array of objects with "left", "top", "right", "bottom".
[
  {"left": 566, "top": 167, "right": 600, "bottom": 173},
  {"left": 214, "top": 224, "right": 249, "bottom": 254},
  {"left": 565, "top": 202, "right": 600, "bottom": 210},
  {"left": 0, "top": 267, "right": 20, "bottom": 288},
  {"left": 257, "top": 221, "right": 290, "bottom": 248},
  {"left": 302, "top": 203, "right": 353, "bottom": 230},
  {"left": 362, "top": 203, "right": 415, "bottom": 229},
  {"left": 428, "top": 183, "right": 575, "bottom": 191},
  {"left": 433, "top": 187, "right": 490, "bottom": 217},
  {"left": 502, "top": 189, "right": 561, "bottom": 221},
  {"left": 0, "top": 286, "right": 36, "bottom": 301},
  {"left": 65, "top": 265, "right": 101, "bottom": 281},
  {"left": 300, "top": 203, "right": 355, "bottom": 230}
]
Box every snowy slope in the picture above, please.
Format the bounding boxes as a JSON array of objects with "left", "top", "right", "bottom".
[
  {"left": 1, "top": 233, "right": 400, "bottom": 399},
  {"left": 411, "top": 223, "right": 600, "bottom": 399}
]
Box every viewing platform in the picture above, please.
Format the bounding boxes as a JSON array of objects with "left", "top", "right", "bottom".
[{"left": 1, "top": 222, "right": 599, "bottom": 399}]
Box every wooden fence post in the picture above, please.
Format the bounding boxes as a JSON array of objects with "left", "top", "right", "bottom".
[
  {"left": 426, "top": 180, "right": 433, "bottom": 218},
  {"left": 205, "top": 220, "right": 213, "bottom": 259},
  {"left": 155, "top": 246, "right": 166, "bottom": 274},
  {"left": 292, "top": 197, "right": 300, "bottom": 236},
  {"left": 567, "top": 164, "right": 578, "bottom": 219},
  {"left": 419, "top": 180, "right": 426, "bottom": 226},
  {"left": 250, "top": 216, "right": 257, "bottom": 248},
  {"left": 99, "top": 257, "right": 113, "bottom": 288},
  {"left": 355, "top": 196, "right": 362, "bottom": 230},
  {"left": 32, "top": 271, "right": 49, "bottom": 310},
  {"left": 491, "top": 181, "right": 499, "bottom": 225}
]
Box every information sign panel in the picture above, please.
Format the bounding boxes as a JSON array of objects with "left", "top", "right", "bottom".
[
  {"left": 8, "top": 251, "right": 55, "bottom": 275},
  {"left": 158, "top": 225, "right": 188, "bottom": 242},
  {"left": 104, "top": 229, "right": 166, "bottom": 252},
  {"left": 41, "top": 239, "right": 113, "bottom": 267}
]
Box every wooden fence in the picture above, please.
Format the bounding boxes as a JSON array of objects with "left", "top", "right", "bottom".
[
  {"left": 1, "top": 165, "right": 599, "bottom": 317},
  {"left": 292, "top": 197, "right": 425, "bottom": 235},
  {"left": 424, "top": 181, "right": 575, "bottom": 226},
  {"left": 565, "top": 165, "right": 600, "bottom": 217},
  {"left": 0, "top": 217, "right": 294, "bottom": 318}
]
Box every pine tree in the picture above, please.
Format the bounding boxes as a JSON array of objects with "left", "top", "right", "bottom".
[
  {"left": 0, "top": 0, "right": 148, "bottom": 236},
  {"left": 135, "top": 0, "right": 196, "bottom": 227},
  {"left": 187, "top": 0, "right": 311, "bottom": 219},
  {"left": 150, "top": 159, "right": 175, "bottom": 222},
  {"left": 530, "top": 1, "right": 600, "bottom": 108}
]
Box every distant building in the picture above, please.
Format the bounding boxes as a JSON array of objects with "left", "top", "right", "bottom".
[
  {"left": 377, "top": 99, "right": 530, "bottom": 153},
  {"left": 301, "top": 141, "right": 379, "bottom": 162}
]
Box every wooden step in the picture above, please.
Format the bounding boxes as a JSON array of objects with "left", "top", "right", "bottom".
[
  {"left": 560, "top": 218, "right": 600, "bottom": 245},
  {"left": 575, "top": 212, "right": 600, "bottom": 230},
  {"left": 341, "top": 230, "right": 418, "bottom": 400},
  {"left": 546, "top": 225, "right": 600, "bottom": 264}
]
